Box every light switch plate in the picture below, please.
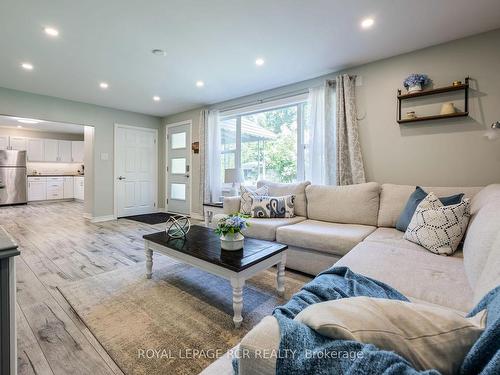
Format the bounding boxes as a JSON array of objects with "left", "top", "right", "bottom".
[{"left": 100, "top": 152, "right": 109, "bottom": 160}]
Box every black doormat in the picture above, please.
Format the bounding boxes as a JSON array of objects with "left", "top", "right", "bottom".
[{"left": 122, "top": 212, "right": 178, "bottom": 225}]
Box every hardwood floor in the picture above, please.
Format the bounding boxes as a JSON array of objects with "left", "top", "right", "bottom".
[{"left": 0, "top": 201, "right": 176, "bottom": 375}]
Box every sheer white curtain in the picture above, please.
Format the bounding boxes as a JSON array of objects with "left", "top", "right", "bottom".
[
  {"left": 202, "top": 109, "right": 221, "bottom": 203},
  {"left": 305, "top": 81, "right": 336, "bottom": 185}
]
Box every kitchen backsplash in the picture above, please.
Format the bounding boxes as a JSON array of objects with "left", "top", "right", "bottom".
[{"left": 27, "top": 162, "right": 84, "bottom": 175}]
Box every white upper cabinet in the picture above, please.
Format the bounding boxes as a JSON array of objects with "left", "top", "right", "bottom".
[
  {"left": 27, "top": 139, "right": 44, "bottom": 161},
  {"left": 43, "top": 139, "right": 59, "bottom": 162},
  {"left": 0, "top": 136, "right": 10, "bottom": 150},
  {"left": 9, "top": 137, "right": 27, "bottom": 151},
  {"left": 58, "top": 140, "right": 72, "bottom": 162},
  {"left": 71, "top": 141, "right": 84, "bottom": 163}
]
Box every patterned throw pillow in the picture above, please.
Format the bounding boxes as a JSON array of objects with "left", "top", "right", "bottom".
[
  {"left": 240, "top": 185, "right": 269, "bottom": 215},
  {"left": 404, "top": 193, "right": 471, "bottom": 255},
  {"left": 250, "top": 195, "right": 295, "bottom": 218}
]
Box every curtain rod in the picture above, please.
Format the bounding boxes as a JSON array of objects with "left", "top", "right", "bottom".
[{"left": 217, "top": 87, "right": 310, "bottom": 114}]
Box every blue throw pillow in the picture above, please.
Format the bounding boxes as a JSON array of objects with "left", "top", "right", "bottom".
[{"left": 395, "top": 186, "right": 464, "bottom": 232}]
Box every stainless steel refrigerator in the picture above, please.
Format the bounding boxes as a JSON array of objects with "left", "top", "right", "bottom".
[{"left": 0, "top": 150, "right": 27, "bottom": 206}]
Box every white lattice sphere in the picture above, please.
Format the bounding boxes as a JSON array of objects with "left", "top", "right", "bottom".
[{"left": 165, "top": 215, "right": 191, "bottom": 238}]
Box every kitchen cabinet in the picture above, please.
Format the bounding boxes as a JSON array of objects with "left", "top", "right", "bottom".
[
  {"left": 74, "top": 176, "right": 84, "bottom": 200},
  {"left": 43, "top": 139, "right": 59, "bottom": 162},
  {"left": 46, "top": 177, "right": 64, "bottom": 200},
  {"left": 9, "top": 137, "right": 27, "bottom": 151},
  {"left": 71, "top": 141, "right": 84, "bottom": 163},
  {"left": 27, "top": 177, "right": 47, "bottom": 201},
  {"left": 27, "top": 139, "right": 44, "bottom": 161},
  {"left": 63, "top": 177, "right": 74, "bottom": 199},
  {"left": 0, "top": 136, "right": 9, "bottom": 150},
  {"left": 58, "top": 141, "right": 72, "bottom": 162}
]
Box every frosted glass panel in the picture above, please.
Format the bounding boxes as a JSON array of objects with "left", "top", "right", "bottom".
[
  {"left": 171, "top": 158, "right": 186, "bottom": 174},
  {"left": 171, "top": 183, "right": 186, "bottom": 200},
  {"left": 171, "top": 132, "right": 186, "bottom": 149}
]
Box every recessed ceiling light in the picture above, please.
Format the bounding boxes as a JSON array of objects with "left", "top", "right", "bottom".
[
  {"left": 99, "top": 82, "right": 109, "bottom": 89},
  {"left": 17, "top": 119, "right": 39, "bottom": 124},
  {"left": 21, "top": 62, "right": 33, "bottom": 70},
  {"left": 196, "top": 80, "right": 204, "bottom": 88},
  {"left": 255, "top": 58, "right": 265, "bottom": 66},
  {"left": 153, "top": 96, "right": 161, "bottom": 102},
  {"left": 44, "top": 27, "right": 59, "bottom": 37},
  {"left": 361, "top": 17, "right": 375, "bottom": 29},
  {"left": 152, "top": 49, "right": 167, "bottom": 56}
]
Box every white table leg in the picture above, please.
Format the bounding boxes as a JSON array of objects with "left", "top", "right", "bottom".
[
  {"left": 145, "top": 241, "right": 153, "bottom": 279},
  {"left": 230, "top": 277, "right": 245, "bottom": 328},
  {"left": 276, "top": 253, "right": 286, "bottom": 297}
]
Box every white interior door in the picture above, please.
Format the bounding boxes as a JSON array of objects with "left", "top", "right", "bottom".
[
  {"left": 115, "top": 125, "right": 157, "bottom": 217},
  {"left": 167, "top": 123, "right": 190, "bottom": 215}
]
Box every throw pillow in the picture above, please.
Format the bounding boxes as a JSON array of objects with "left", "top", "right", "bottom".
[
  {"left": 404, "top": 192, "right": 471, "bottom": 255},
  {"left": 295, "top": 296, "right": 486, "bottom": 374},
  {"left": 240, "top": 185, "right": 268, "bottom": 215},
  {"left": 250, "top": 195, "right": 295, "bottom": 218},
  {"left": 396, "top": 186, "right": 464, "bottom": 232}
]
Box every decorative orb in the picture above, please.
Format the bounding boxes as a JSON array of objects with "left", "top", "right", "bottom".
[{"left": 165, "top": 215, "right": 191, "bottom": 238}]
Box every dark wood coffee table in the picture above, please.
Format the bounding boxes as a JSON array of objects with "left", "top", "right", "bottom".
[{"left": 143, "top": 225, "right": 287, "bottom": 328}]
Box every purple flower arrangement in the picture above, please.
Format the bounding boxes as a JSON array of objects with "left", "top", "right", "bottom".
[
  {"left": 215, "top": 213, "right": 250, "bottom": 236},
  {"left": 403, "top": 74, "right": 430, "bottom": 90}
]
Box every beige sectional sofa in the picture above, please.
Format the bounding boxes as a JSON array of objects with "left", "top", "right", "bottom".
[{"left": 204, "top": 181, "right": 500, "bottom": 375}]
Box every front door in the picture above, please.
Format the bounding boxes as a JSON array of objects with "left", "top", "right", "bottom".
[
  {"left": 167, "top": 123, "right": 190, "bottom": 214},
  {"left": 115, "top": 125, "right": 157, "bottom": 217}
]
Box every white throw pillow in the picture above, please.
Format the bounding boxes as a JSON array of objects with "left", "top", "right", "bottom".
[
  {"left": 250, "top": 195, "right": 295, "bottom": 218},
  {"left": 404, "top": 192, "right": 471, "bottom": 255},
  {"left": 240, "top": 185, "right": 269, "bottom": 215},
  {"left": 296, "top": 297, "right": 486, "bottom": 374}
]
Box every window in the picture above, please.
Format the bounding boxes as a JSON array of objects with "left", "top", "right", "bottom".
[{"left": 219, "top": 95, "right": 308, "bottom": 186}]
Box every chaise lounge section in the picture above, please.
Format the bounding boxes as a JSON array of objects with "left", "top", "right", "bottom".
[{"left": 206, "top": 181, "right": 500, "bottom": 375}]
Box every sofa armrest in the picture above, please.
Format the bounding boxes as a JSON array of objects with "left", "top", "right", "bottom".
[
  {"left": 223, "top": 196, "right": 241, "bottom": 215},
  {"left": 236, "top": 316, "right": 279, "bottom": 375}
]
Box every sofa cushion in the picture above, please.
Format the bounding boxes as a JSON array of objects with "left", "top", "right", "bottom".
[
  {"left": 463, "top": 198, "right": 500, "bottom": 291},
  {"left": 305, "top": 182, "right": 380, "bottom": 226},
  {"left": 257, "top": 180, "right": 310, "bottom": 217},
  {"left": 470, "top": 184, "right": 500, "bottom": 215},
  {"left": 240, "top": 185, "right": 269, "bottom": 215},
  {"left": 242, "top": 216, "right": 306, "bottom": 241},
  {"left": 473, "top": 231, "right": 500, "bottom": 304},
  {"left": 364, "top": 228, "right": 463, "bottom": 257},
  {"left": 276, "top": 220, "right": 376, "bottom": 256},
  {"left": 335, "top": 241, "right": 474, "bottom": 312},
  {"left": 223, "top": 196, "right": 241, "bottom": 215},
  {"left": 296, "top": 297, "right": 486, "bottom": 374},
  {"left": 377, "top": 184, "right": 481, "bottom": 228},
  {"left": 250, "top": 195, "right": 295, "bottom": 218}
]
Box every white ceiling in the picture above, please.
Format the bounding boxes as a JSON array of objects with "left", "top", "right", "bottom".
[
  {"left": 0, "top": 0, "right": 499, "bottom": 117},
  {"left": 0, "top": 115, "right": 85, "bottom": 134}
]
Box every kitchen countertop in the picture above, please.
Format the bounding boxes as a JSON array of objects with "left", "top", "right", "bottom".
[{"left": 27, "top": 174, "right": 84, "bottom": 177}]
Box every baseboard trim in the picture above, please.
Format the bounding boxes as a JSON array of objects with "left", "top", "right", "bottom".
[
  {"left": 83, "top": 212, "right": 93, "bottom": 220},
  {"left": 90, "top": 215, "right": 116, "bottom": 223}
]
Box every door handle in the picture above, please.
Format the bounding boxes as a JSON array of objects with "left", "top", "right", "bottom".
[
  {"left": 184, "top": 174, "right": 190, "bottom": 178},
  {"left": 117, "top": 176, "right": 126, "bottom": 180}
]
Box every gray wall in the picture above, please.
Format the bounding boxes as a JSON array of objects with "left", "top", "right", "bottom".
[
  {"left": 0, "top": 87, "right": 162, "bottom": 217},
  {"left": 165, "top": 29, "right": 500, "bottom": 214}
]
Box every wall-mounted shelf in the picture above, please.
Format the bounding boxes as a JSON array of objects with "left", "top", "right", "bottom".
[{"left": 397, "top": 77, "right": 469, "bottom": 124}]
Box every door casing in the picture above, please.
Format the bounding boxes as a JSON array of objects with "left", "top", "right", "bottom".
[
  {"left": 114, "top": 123, "right": 158, "bottom": 218},
  {"left": 165, "top": 120, "right": 192, "bottom": 215}
]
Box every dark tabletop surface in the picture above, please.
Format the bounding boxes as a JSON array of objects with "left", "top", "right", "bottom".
[{"left": 143, "top": 225, "right": 287, "bottom": 272}]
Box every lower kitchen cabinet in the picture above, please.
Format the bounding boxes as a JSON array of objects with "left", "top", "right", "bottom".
[
  {"left": 63, "top": 176, "right": 74, "bottom": 199},
  {"left": 74, "top": 176, "right": 84, "bottom": 200},
  {"left": 27, "top": 177, "right": 47, "bottom": 201}
]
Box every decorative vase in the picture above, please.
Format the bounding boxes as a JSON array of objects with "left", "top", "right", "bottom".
[
  {"left": 407, "top": 83, "right": 422, "bottom": 93},
  {"left": 220, "top": 232, "right": 244, "bottom": 251}
]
